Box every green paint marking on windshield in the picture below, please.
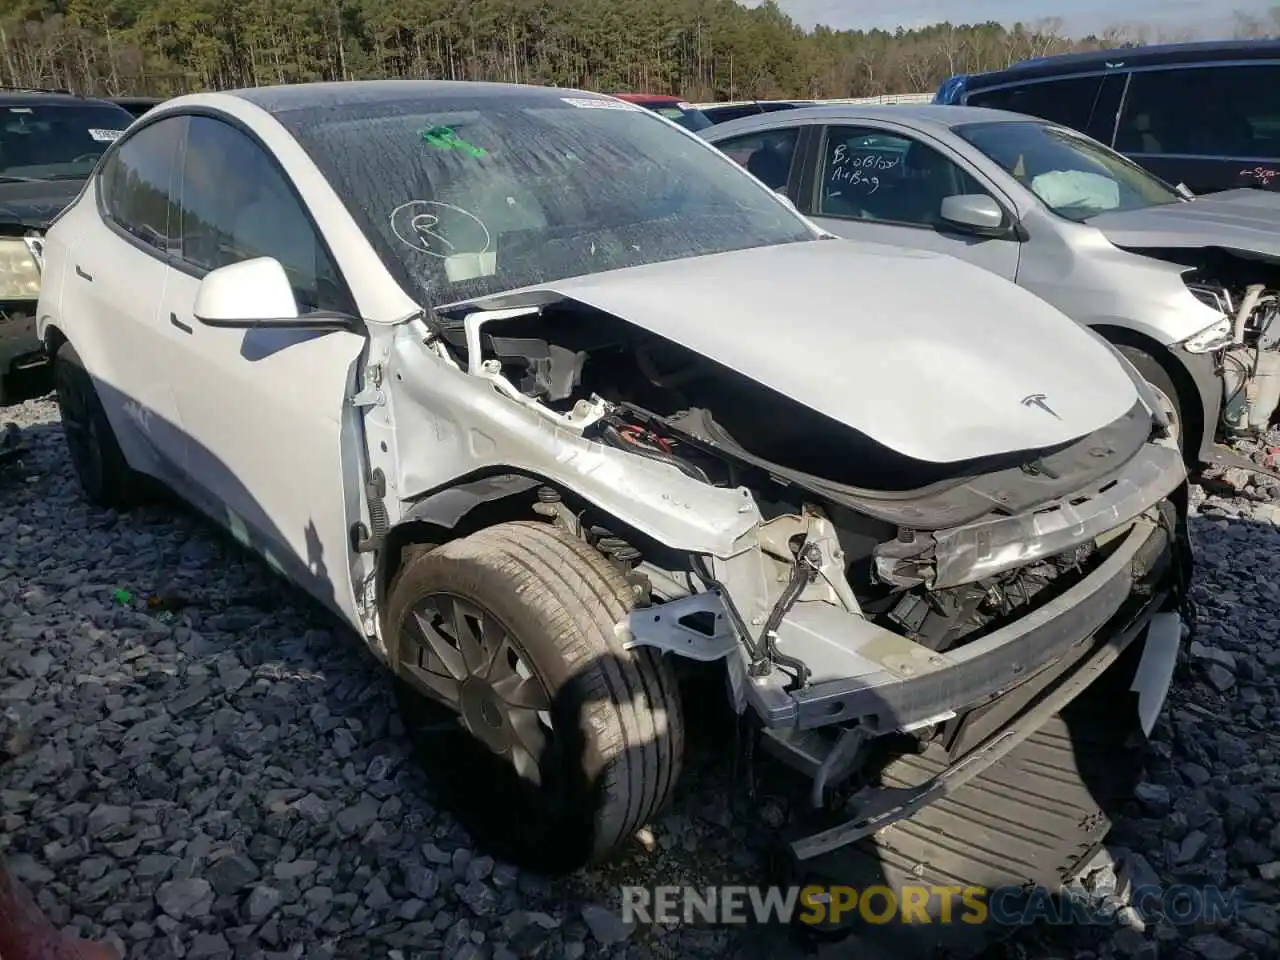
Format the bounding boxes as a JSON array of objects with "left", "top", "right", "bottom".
[{"left": 421, "top": 125, "right": 488, "bottom": 157}]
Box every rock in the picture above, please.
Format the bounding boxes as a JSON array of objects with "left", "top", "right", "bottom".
[
  {"left": 205, "top": 853, "right": 260, "bottom": 895},
  {"left": 581, "top": 904, "right": 633, "bottom": 944},
  {"left": 187, "top": 931, "right": 231, "bottom": 959},
  {"left": 86, "top": 804, "right": 132, "bottom": 840},
  {"left": 246, "top": 885, "right": 282, "bottom": 922},
  {"left": 1258, "top": 861, "right": 1280, "bottom": 881},
  {"left": 1206, "top": 664, "right": 1236, "bottom": 693},
  {"left": 466, "top": 856, "right": 494, "bottom": 883},
  {"left": 1134, "top": 782, "right": 1171, "bottom": 815},
  {"left": 156, "top": 877, "right": 213, "bottom": 920},
  {"left": 405, "top": 865, "right": 439, "bottom": 901},
  {"left": 335, "top": 796, "right": 380, "bottom": 836},
  {"left": 458, "top": 880, "right": 498, "bottom": 917},
  {"left": 1176, "top": 830, "right": 1209, "bottom": 865},
  {"left": 1189, "top": 641, "right": 1237, "bottom": 671},
  {"left": 365, "top": 876, "right": 393, "bottom": 911},
  {"left": 272, "top": 858, "right": 317, "bottom": 881},
  {"left": 1186, "top": 934, "right": 1244, "bottom": 960}
]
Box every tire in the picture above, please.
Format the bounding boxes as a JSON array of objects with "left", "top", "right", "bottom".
[
  {"left": 1117, "top": 345, "right": 1185, "bottom": 450},
  {"left": 52, "top": 341, "right": 146, "bottom": 509},
  {"left": 386, "top": 520, "right": 685, "bottom": 873}
]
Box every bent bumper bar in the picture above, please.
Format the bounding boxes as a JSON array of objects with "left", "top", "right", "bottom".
[
  {"left": 748, "top": 502, "right": 1181, "bottom": 732},
  {"left": 789, "top": 605, "right": 1180, "bottom": 861}
]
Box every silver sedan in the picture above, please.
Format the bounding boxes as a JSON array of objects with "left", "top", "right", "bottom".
[{"left": 706, "top": 104, "right": 1280, "bottom": 472}]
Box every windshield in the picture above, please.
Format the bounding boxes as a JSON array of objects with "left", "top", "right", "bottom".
[
  {"left": 955, "top": 120, "right": 1182, "bottom": 222},
  {"left": 279, "top": 93, "right": 815, "bottom": 306},
  {"left": 0, "top": 102, "right": 134, "bottom": 181},
  {"left": 649, "top": 103, "right": 713, "bottom": 133}
]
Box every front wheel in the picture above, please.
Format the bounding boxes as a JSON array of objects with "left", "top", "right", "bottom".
[{"left": 386, "top": 520, "right": 685, "bottom": 873}]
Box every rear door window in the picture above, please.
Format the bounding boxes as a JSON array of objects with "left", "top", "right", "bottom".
[
  {"left": 1115, "top": 63, "right": 1280, "bottom": 159},
  {"left": 966, "top": 75, "right": 1105, "bottom": 134}
]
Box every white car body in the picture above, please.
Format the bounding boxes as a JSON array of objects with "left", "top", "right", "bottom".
[{"left": 36, "top": 80, "right": 1190, "bottom": 880}]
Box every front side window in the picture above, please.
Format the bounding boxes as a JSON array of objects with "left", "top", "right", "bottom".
[
  {"left": 1, "top": 101, "right": 135, "bottom": 182},
  {"left": 958, "top": 119, "right": 1181, "bottom": 221},
  {"left": 174, "top": 115, "right": 349, "bottom": 314},
  {"left": 716, "top": 129, "right": 800, "bottom": 190},
  {"left": 1115, "top": 64, "right": 1280, "bottom": 159},
  {"left": 274, "top": 93, "right": 816, "bottom": 307},
  {"left": 966, "top": 76, "right": 1105, "bottom": 134},
  {"left": 814, "top": 126, "right": 989, "bottom": 226},
  {"left": 98, "top": 116, "right": 185, "bottom": 253}
]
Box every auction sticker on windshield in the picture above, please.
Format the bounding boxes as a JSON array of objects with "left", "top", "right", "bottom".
[
  {"left": 561, "top": 97, "right": 641, "bottom": 110},
  {"left": 88, "top": 128, "right": 125, "bottom": 142}
]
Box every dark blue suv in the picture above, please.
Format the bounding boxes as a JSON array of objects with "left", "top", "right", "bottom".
[{"left": 934, "top": 39, "right": 1280, "bottom": 195}]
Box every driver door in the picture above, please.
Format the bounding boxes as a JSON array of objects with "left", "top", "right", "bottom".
[
  {"left": 802, "top": 124, "right": 1021, "bottom": 282},
  {"left": 161, "top": 113, "right": 368, "bottom": 626}
]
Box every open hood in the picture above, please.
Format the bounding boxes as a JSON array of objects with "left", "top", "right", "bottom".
[
  {"left": 467, "top": 239, "right": 1139, "bottom": 464},
  {"left": 1087, "top": 188, "right": 1280, "bottom": 261}
]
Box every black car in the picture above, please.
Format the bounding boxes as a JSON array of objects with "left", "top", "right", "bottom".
[
  {"left": 699, "top": 100, "right": 812, "bottom": 125},
  {"left": 934, "top": 39, "right": 1280, "bottom": 195},
  {"left": 0, "top": 88, "right": 136, "bottom": 399},
  {"left": 109, "top": 96, "right": 164, "bottom": 119}
]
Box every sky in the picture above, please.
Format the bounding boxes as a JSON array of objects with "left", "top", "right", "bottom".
[{"left": 751, "top": 0, "right": 1276, "bottom": 37}]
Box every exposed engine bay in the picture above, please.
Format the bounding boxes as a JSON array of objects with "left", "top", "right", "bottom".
[
  {"left": 1151, "top": 246, "right": 1280, "bottom": 437},
  {"left": 431, "top": 296, "right": 1177, "bottom": 663}
]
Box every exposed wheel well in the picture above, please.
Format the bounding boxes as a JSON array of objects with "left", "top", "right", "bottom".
[
  {"left": 375, "top": 471, "right": 684, "bottom": 622},
  {"left": 1090, "top": 324, "right": 1206, "bottom": 466}
]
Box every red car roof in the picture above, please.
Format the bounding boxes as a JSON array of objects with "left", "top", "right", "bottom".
[{"left": 611, "top": 93, "right": 683, "bottom": 105}]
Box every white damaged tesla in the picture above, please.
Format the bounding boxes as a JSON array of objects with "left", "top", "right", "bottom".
[{"left": 36, "top": 80, "right": 1191, "bottom": 907}]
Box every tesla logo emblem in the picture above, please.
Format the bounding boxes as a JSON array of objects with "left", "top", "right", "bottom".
[{"left": 1021, "top": 393, "right": 1061, "bottom": 420}]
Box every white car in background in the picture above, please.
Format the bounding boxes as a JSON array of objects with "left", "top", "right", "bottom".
[{"left": 36, "top": 81, "right": 1189, "bottom": 929}]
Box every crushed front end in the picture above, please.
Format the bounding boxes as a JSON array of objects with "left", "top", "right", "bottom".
[
  {"left": 609, "top": 394, "right": 1190, "bottom": 859},
  {"left": 409, "top": 292, "right": 1191, "bottom": 862}
]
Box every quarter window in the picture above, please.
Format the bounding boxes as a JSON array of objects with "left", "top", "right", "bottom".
[
  {"left": 1115, "top": 64, "right": 1280, "bottom": 158},
  {"left": 98, "top": 117, "right": 184, "bottom": 254},
  {"left": 174, "top": 115, "right": 351, "bottom": 314},
  {"left": 715, "top": 128, "right": 800, "bottom": 190},
  {"left": 814, "top": 127, "right": 990, "bottom": 227},
  {"left": 966, "top": 76, "right": 1105, "bottom": 134}
]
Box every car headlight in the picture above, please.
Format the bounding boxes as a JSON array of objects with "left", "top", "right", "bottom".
[
  {"left": 1182, "top": 316, "right": 1233, "bottom": 354},
  {"left": 0, "top": 237, "right": 41, "bottom": 300}
]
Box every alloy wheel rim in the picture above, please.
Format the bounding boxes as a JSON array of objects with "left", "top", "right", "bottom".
[{"left": 400, "top": 593, "right": 555, "bottom": 787}]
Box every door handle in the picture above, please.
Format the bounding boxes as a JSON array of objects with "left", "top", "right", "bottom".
[
  {"left": 170, "top": 313, "right": 192, "bottom": 335},
  {"left": 75, "top": 265, "right": 93, "bottom": 282}
]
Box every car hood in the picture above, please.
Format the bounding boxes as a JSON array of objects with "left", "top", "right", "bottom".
[
  {"left": 0, "top": 179, "right": 82, "bottom": 231},
  {"left": 474, "top": 239, "right": 1139, "bottom": 464},
  {"left": 1087, "top": 188, "right": 1280, "bottom": 261}
]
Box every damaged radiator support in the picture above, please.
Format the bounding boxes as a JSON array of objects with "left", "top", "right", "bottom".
[{"left": 872, "top": 441, "right": 1184, "bottom": 591}]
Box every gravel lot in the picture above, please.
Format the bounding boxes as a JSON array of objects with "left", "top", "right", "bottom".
[{"left": 1, "top": 388, "right": 1278, "bottom": 960}]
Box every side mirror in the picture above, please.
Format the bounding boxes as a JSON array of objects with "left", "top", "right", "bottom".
[
  {"left": 193, "top": 257, "right": 355, "bottom": 331},
  {"left": 940, "top": 193, "right": 1008, "bottom": 237}
]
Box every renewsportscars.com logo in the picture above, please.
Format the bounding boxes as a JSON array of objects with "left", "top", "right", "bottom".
[{"left": 620, "top": 883, "right": 1243, "bottom": 927}]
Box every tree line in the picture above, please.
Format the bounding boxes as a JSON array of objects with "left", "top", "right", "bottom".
[{"left": 2, "top": 1, "right": 1278, "bottom": 102}]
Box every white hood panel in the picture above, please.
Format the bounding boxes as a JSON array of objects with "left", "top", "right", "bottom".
[{"left": 490, "top": 239, "right": 1141, "bottom": 464}]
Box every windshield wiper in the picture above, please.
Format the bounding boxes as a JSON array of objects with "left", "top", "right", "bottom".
[{"left": 0, "top": 175, "right": 43, "bottom": 183}]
